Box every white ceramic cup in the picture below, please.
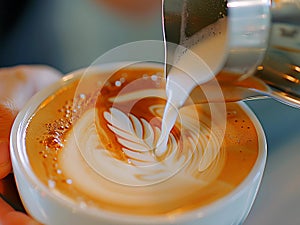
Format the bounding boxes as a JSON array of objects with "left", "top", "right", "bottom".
[{"left": 10, "top": 63, "right": 267, "bottom": 225}]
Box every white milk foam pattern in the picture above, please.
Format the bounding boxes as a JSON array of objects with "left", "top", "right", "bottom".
[{"left": 59, "top": 87, "right": 226, "bottom": 207}]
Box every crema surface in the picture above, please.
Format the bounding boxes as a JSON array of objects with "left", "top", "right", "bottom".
[{"left": 25, "top": 65, "right": 258, "bottom": 215}]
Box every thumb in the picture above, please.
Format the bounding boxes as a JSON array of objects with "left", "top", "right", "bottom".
[
  {"left": 0, "top": 65, "right": 61, "bottom": 179},
  {"left": 0, "top": 197, "right": 41, "bottom": 225}
]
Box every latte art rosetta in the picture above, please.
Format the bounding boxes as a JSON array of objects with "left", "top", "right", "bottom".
[
  {"left": 68, "top": 104, "right": 223, "bottom": 186},
  {"left": 25, "top": 66, "right": 259, "bottom": 215},
  {"left": 60, "top": 105, "right": 225, "bottom": 211}
]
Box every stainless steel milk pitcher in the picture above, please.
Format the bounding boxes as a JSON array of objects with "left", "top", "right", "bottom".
[{"left": 163, "top": 0, "right": 300, "bottom": 108}]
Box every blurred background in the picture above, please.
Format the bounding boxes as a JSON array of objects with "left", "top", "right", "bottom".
[
  {"left": 0, "top": 0, "right": 299, "bottom": 224},
  {"left": 0, "top": 0, "right": 162, "bottom": 73}
]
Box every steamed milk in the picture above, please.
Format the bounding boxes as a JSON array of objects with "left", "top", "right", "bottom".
[
  {"left": 25, "top": 65, "right": 258, "bottom": 215},
  {"left": 156, "top": 17, "right": 228, "bottom": 155}
]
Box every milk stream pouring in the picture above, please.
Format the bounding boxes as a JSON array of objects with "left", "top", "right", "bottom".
[
  {"left": 156, "top": 17, "right": 228, "bottom": 156},
  {"left": 156, "top": 0, "right": 300, "bottom": 155}
]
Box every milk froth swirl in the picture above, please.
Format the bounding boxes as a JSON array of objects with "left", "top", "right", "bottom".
[
  {"left": 21, "top": 65, "right": 239, "bottom": 216},
  {"left": 55, "top": 67, "right": 226, "bottom": 211}
]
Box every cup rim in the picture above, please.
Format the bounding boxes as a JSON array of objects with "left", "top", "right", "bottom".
[{"left": 10, "top": 62, "right": 267, "bottom": 224}]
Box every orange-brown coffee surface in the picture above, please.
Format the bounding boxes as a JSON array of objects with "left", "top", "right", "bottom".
[
  {"left": 25, "top": 66, "right": 258, "bottom": 215},
  {"left": 189, "top": 70, "right": 269, "bottom": 104}
]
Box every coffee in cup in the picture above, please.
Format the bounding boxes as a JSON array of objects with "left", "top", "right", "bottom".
[{"left": 11, "top": 62, "right": 266, "bottom": 225}]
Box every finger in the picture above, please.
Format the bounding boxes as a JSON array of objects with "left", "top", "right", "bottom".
[
  {"left": 0, "top": 106, "right": 15, "bottom": 179},
  {"left": 22, "top": 65, "right": 62, "bottom": 94},
  {"left": 0, "top": 140, "right": 11, "bottom": 179},
  {"left": 0, "top": 65, "right": 61, "bottom": 179},
  {"left": 0, "top": 65, "right": 62, "bottom": 112},
  {"left": 0, "top": 198, "right": 40, "bottom": 225},
  {"left": 2, "top": 211, "right": 41, "bottom": 225}
]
